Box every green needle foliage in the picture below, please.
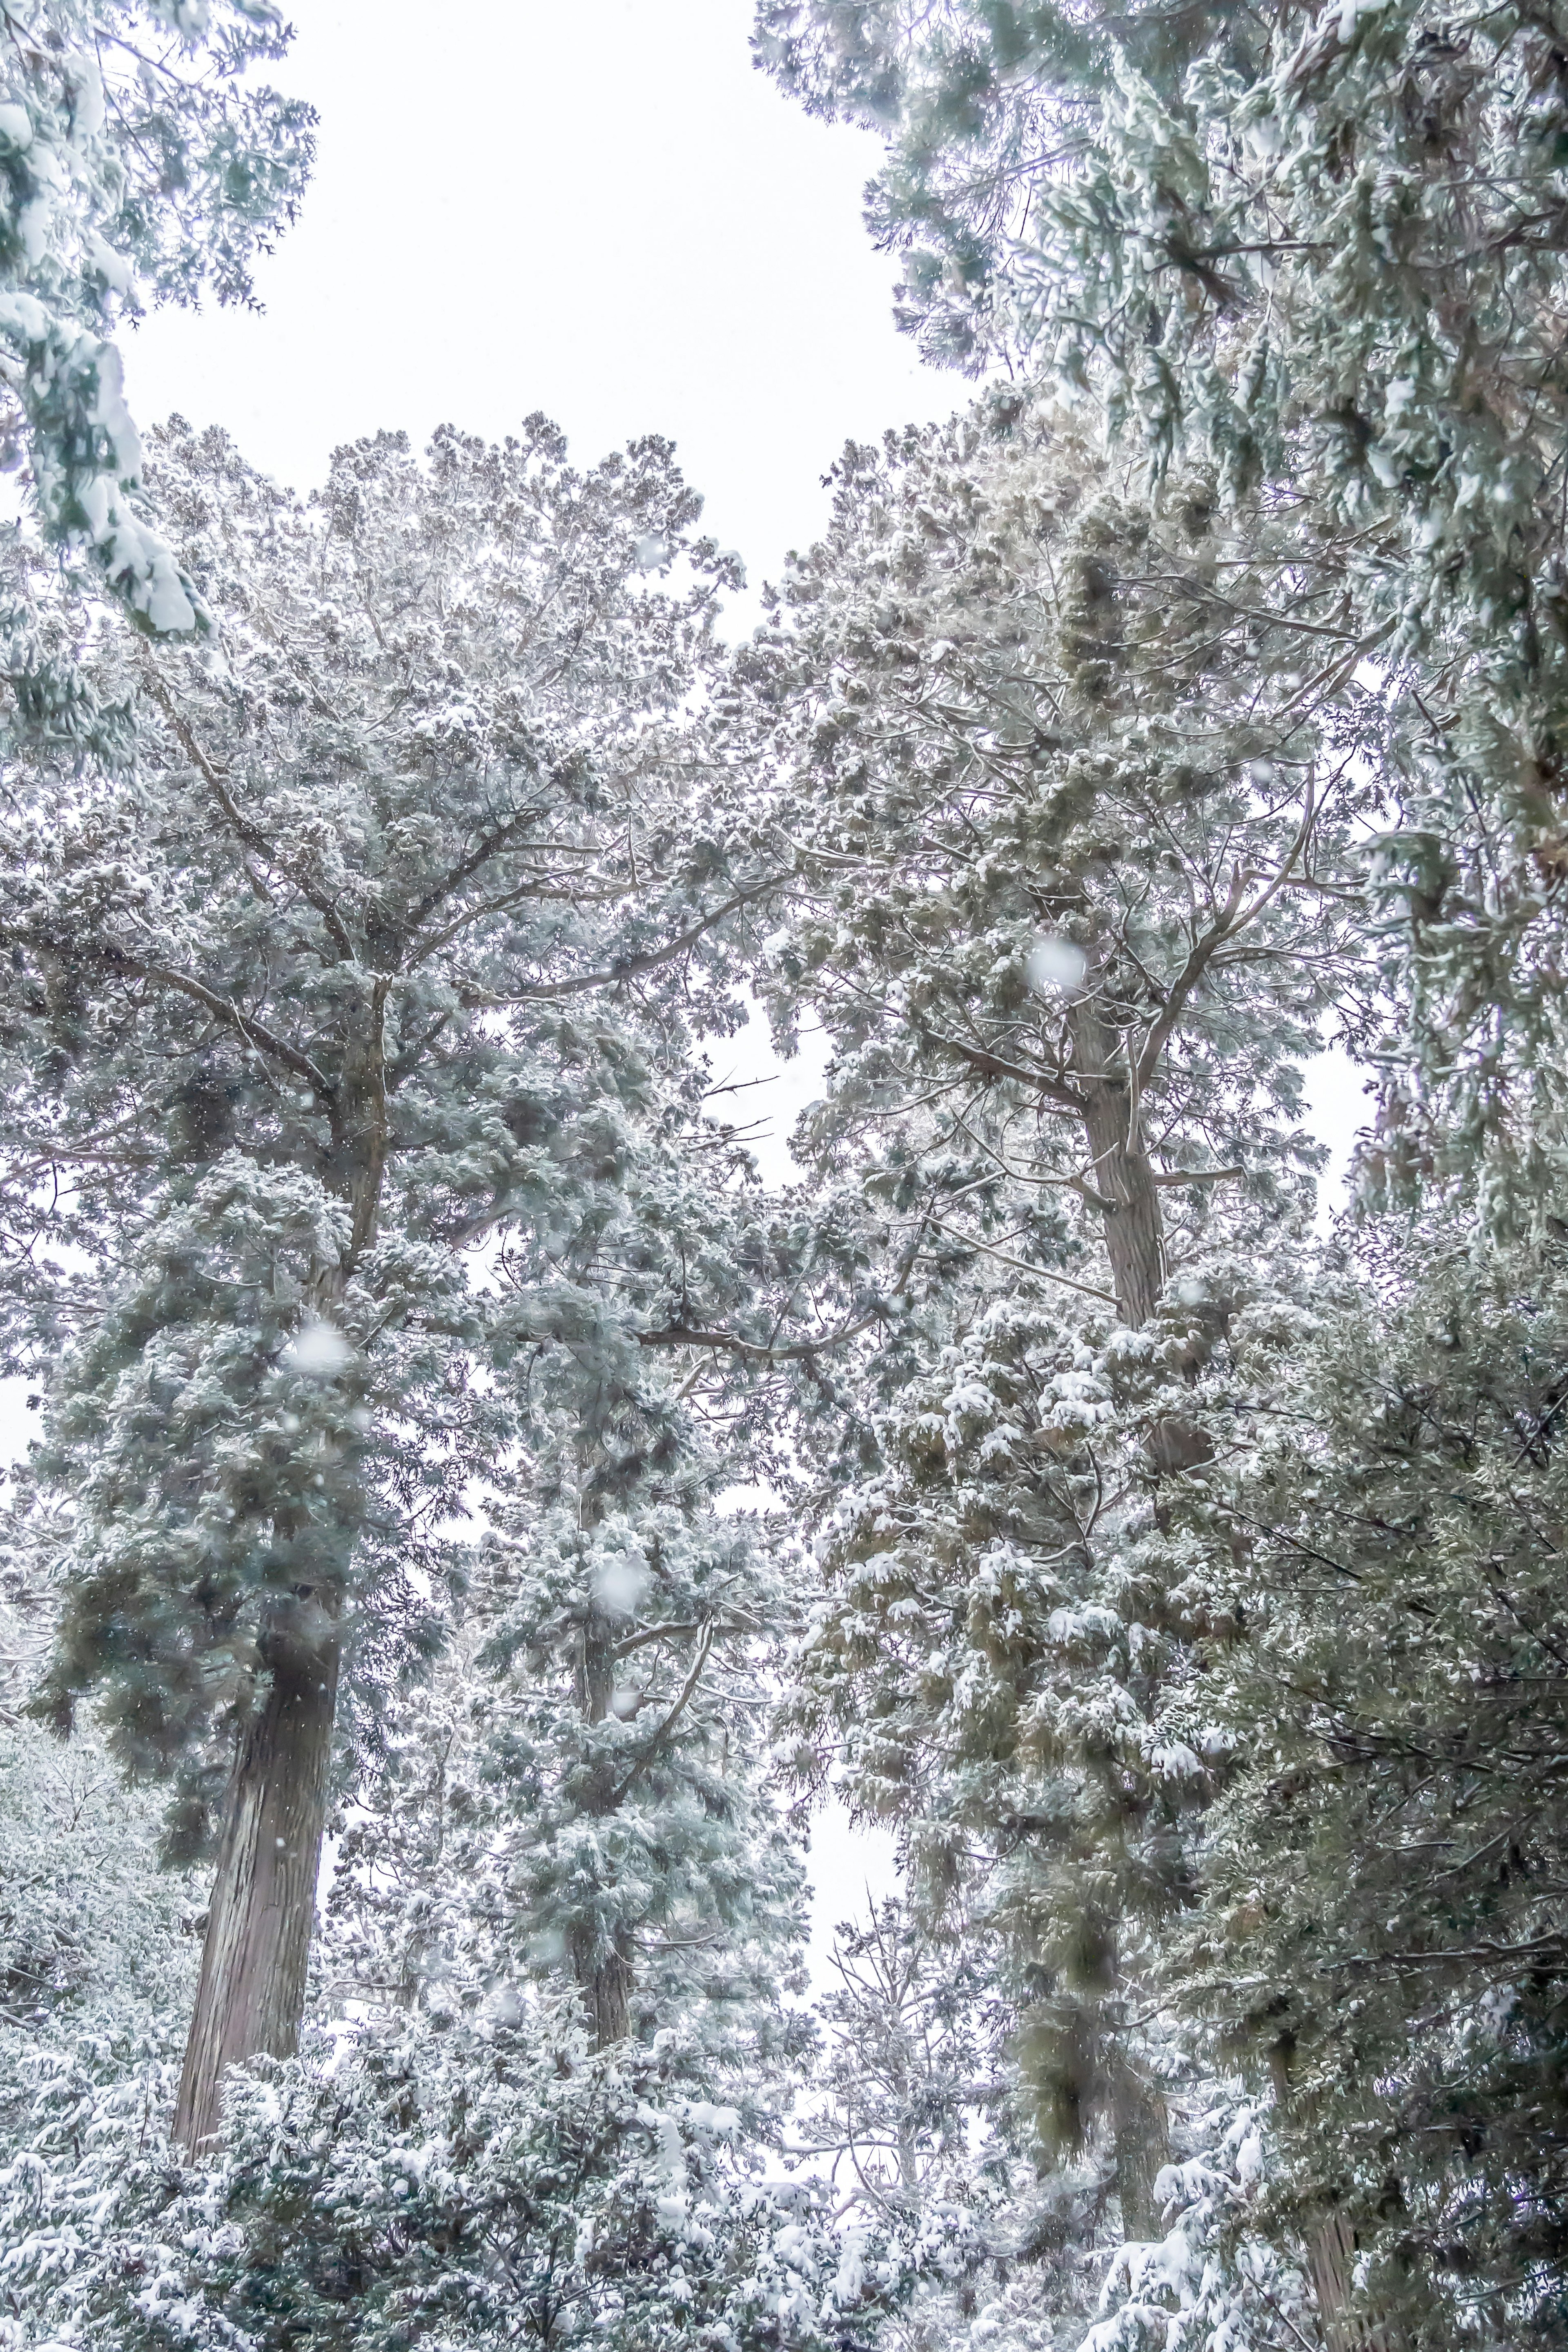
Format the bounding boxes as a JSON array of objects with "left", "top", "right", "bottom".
[
  {"left": 755, "top": 0, "right": 1568, "bottom": 1188},
  {"left": 0, "top": 0, "right": 312, "bottom": 663},
  {"left": 1163, "top": 1215, "right": 1568, "bottom": 2346}
]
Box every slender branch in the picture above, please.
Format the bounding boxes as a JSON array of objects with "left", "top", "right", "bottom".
[
  {"left": 922, "top": 1218, "right": 1116, "bottom": 1304},
  {"left": 140, "top": 666, "right": 359, "bottom": 965},
  {"left": 109, "top": 949, "right": 336, "bottom": 1099},
  {"left": 636, "top": 1307, "right": 886, "bottom": 1363},
  {"left": 920, "top": 1026, "right": 1088, "bottom": 1113},
  {"left": 610, "top": 1621, "right": 714, "bottom": 1806},
  {"left": 1132, "top": 862, "right": 1250, "bottom": 1093},
  {"left": 459, "top": 879, "right": 784, "bottom": 1004}
]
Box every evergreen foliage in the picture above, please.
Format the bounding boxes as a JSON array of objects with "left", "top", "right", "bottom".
[
  {"left": 745, "top": 393, "right": 1366, "bottom": 1339},
  {"left": 0, "top": 0, "right": 312, "bottom": 646},
  {"left": 0, "top": 411, "right": 823, "bottom": 2160},
  {"left": 4, "top": 410, "right": 757, "bottom": 1825},
  {"left": 753, "top": 0, "right": 1568, "bottom": 1180},
  {"left": 1161, "top": 1216, "right": 1568, "bottom": 2345}
]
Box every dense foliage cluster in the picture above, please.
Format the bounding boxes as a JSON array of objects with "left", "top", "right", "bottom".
[{"left": 0, "top": 0, "right": 310, "bottom": 672}]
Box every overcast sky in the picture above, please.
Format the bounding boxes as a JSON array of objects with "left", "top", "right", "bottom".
[{"left": 125, "top": 0, "right": 956, "bottom": 608}]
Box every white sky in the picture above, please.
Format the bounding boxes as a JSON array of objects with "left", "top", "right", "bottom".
[{"left": 122, "top": 0, "right": 955, "bottom": 612}]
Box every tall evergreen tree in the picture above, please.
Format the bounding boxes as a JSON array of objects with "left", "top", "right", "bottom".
[
  {"left": 1153, "top": 1214, "right": 1568, "bottom": 2348},
  {"left": 747, "top": 396, "right": 1364, "bottom": 1366},
  {"left": 0, "top": 0, "right": 312, "bottom": 656},
  {"left": 754, "top": 0, "right": 1568, "bottom": 1186},
  {"left": 0, "top": 414, "right": 793, "bottom": 2149},
  {"left": 745, "top": 391, "right": 1368, "bottom": 2281}
]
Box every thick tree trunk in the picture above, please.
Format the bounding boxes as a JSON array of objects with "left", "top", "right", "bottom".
[
  {"left": 1114, "top": 2076, "right": 1170, "bottom": 2243},
  {"left": 573, "top": 1927, "right": 634, "bottom": 2047},
  {"left": 573, "top": 1610, "right": 636, "bottom": 2048},
  {"left": 1071, "top": 1005, "right": 1210, "bottom": 1478},
  {"left": 1079, "top": 1075, "right": 1167, "bottom": 1330},
  {"left": 1062, "top": 1007, "right": 1193, "bottom": 2222},
  {"left": 1270, "top": 2051, "right": 1404, "bottom": 2352},
  {"left": 1307, "top": 2209, "right": 1403, "bottom": 2352},
  {"left": 173, "top": 1611, "right": 339, "bottom": 2152}
]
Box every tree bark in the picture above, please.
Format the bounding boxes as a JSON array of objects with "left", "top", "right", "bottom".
[
  {"left": 1071, "top": 1000, "right": 1211, "bottom": 1478},
  {"left": 1114, "top": 2076, "right": 1170, "bottom": 2243},
  {"left": 1306, "top": 2208, "right": 1403, "bottom": 2352},
  {"left": 1079, "top": 1072, "right": 1166, "bottom": 1330},
  {"left": 573, "top": 1926, "right": 634, "bottom": 2048},
  {"left": 173, "top": 1608, "right": 339, "bottom": 2152},
  {"left": 1062, "top": 1004, "right": 1195, "bottom": 2223},
  {"left": 573, "top": 1609, "right": 636, "bottom": 2048}
]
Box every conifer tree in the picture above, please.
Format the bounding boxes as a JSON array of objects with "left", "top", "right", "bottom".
[
  {"left": 0, "top": 0, "right": 312, "bottom": 657},
  {"left": 0, "top": 414, "right": 794, "bottom": 2150},
  {"left": 754, "top": 0, "right": 1568, "bottom": 1183},
  {"left": 1155, "top": 1215, "right": 1568, "bottom": 2348},
  {"left": 748, "top": 396, "right": 1364, "bottom": 1371},
  {"left": 748, "top": 392, "right": 1368, "bottom": 2268}
]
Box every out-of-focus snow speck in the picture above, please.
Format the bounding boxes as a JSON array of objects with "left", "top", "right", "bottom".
[
  {"left": 591, "top": 1553, "right": 651, "bottom": 1619},
  {"left": 282, "top": 1317, "right": 353, "bottom": 1374},
  {"left": 1025, "top": 932, "right": 1088, "bottom": 998}
]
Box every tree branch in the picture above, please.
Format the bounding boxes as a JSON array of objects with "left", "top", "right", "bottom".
[
  {"left": 919, "top": 1026, "right": 1088, "bottom": 1113},
  {"left": 610, "top": 1621, "right": 714, "bottom": 1806},
  {"left": 922, "top": 1218, "right": 1116, "bottom": 1303},
  {"left": 140, "top": 665, "right": 359, "bottom": 966},
  {"left": 459, "top": 878, "right": 784, "bottom": 1004},
  {"left": 108, "top": 949, "right": 335, "bottom": 1099}
]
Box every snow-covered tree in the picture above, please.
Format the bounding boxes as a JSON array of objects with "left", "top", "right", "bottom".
[
  {"left": 746, "top": 395, "right": 1366, "bottom": 1378},
  {"left": 0, "top": 412, "right": 802, "bottom": 2151},
  {"left": 0, "top": 0, "right": 311, "bottom": 656},
  {"left": 1152, "top": 1213, "right": 1568, "bottom": 2348},
  {"left": 735, "top": 393, "right": 1374, "bottom": 2317},
  {"left": 799, "top": 1899, "right": 1008, "bottom": 2226},
  {"left": 754, "top": 0, "right": 1568, "bottom": 1188},
  {"left": 1, "top": 2004, "right": 930, "bottom": 2352}
]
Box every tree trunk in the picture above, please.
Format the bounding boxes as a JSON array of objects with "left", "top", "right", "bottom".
[
  {"left": 1080, "top": 1074, "right": 1167, "bottom": 1330},
  {"left": 1270, "top": 2051, "right": 1404, "bottom": 2352},
  {"left": 1307, "top": 2208, "right": 1403, "bottom": 2352},
  {"left": 1062, "top": 1006, "right": 1191, "bottom": 2222},
  {"left": 1071, "top": 1003, "right": 1211, "bottom": 1478},
  {"left": 173, "top": 1610, "right": 339, "bottom": 2152},
  {"left": 573, "top": 1608, "right": 636, "bottom": 2048},
  {"left": 574, "top": 1927, "right": 634, "bottom": 2047},
  {"left": 1114, "top": 2076, "right": 1170, "bottom": 2243}
]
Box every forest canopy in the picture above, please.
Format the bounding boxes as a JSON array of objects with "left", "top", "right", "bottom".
[{"left": 1, "top": 6, "right": 1565, "bottom": 2352}]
